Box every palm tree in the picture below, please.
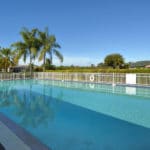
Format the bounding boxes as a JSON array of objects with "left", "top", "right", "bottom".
[
  {"left": 0, "top": 48, "right": 17, "bottom": 72},
  {"left": 12, "top": 28, "right": 41, "bottom": 74},
  {"left": 38, "top": 28, "right": 63, "bottom": 71},
  {"left": 48, "top": 35, "right": 63, "bottom": 64}
]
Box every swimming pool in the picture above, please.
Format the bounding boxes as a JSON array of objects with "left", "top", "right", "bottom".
[{"left": 0, "top": 79, "right": 150, "bottom": 150}]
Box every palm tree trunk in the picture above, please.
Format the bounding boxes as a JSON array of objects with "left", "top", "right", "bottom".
[
  {"left": 43, "top": 54, "right": 46, "bottom": 72},
  {"left": 30, "top": 53, "right": 32, "bottom": 77},
  {"left": 50, "top": 51, "right": 52, "bottom": 65}
]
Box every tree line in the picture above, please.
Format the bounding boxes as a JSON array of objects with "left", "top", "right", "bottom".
[{"left": 0, "top": 27, "right": 63, "bottom": 72}]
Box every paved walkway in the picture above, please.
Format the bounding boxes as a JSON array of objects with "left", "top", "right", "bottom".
[{"left": 0, "top": 121, "right": 31, "bottom": 150}]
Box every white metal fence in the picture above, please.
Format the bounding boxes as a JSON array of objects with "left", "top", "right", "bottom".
[
  {"left": 34, "top": 72, "right": 150, "bottom": 87},
  {"left": 0, "top": 72, "right": 150, "bottom": 87},
  {"left": 33, "top": 72, "right": 126, "bottom": 84},
  {"left": 0, "top": 72, "right": 31, "bottom": 80}
]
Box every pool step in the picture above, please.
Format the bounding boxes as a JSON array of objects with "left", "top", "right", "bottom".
[
  {"left": 0, "top": 113, "right": 51, "bottom": 150},
  {"left": 0, "top": 121, "right": 31, "bottom": 150}
]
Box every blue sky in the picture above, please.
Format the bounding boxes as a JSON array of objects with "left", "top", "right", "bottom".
[{"left": 0, "top": 0, "right": 150, "bottom": 66}]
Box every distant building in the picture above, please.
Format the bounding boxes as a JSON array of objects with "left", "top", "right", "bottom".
[
  {"left": 145, "top": 65, "right": 150, "bottom": 68},
  {"left": 9, "top": 65, "right": 29, "bottom": 72}
]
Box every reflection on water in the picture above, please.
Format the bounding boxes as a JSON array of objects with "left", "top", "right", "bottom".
[
  {"left": 38, "top": 80, "right": 150, "bottom": 98},
  {"left": 0, "top": 81, "right": 54, "bottom": 128}
]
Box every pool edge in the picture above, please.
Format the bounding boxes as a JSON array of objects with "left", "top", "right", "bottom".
[{"left": 0, "top": 112, "right": 51, "bottom": 150}]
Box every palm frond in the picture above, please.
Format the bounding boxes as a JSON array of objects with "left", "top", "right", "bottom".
[
  {"left": 38, "top": 50, "right": 45, "bottom": 61},
  {"left": 53, "top": 49, "right": 63, "bottom": 62}
]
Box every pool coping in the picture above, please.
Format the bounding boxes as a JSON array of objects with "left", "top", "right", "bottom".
[{"left": 0, "top": 113, "right": 51, "bottom": 150}]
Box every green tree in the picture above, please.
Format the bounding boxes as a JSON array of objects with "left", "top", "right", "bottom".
[
  {"left": 12, "top": 28, "right": 41, "bottom": 74},
  {"left": 38, "top": 28, "right": 63, "bottom": 71},
  {"left": 104, "top": 53, "right": 124, "bottom": 69},
  {"left": 43, "top": 58, "right": 56, "bottom": 70},
  {"left": 0, "top": 48, "right": 17, "bottom": 72}
]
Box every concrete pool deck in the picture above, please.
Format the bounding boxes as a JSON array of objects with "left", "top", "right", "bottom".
[{"left": 0, "top": 113, "right": 50, "bottom": 150}]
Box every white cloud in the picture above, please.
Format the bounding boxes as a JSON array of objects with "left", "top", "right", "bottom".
[
  {"left": 19, "top": 56, "right": 100, "bottom": 66},
  {"left": 54, "top": 56, "right": 100, "bottom": 66}
]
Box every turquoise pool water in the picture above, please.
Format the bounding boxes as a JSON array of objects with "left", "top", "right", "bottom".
[{"left": 0, "top": 80, "right": 150, "bottom": 150}]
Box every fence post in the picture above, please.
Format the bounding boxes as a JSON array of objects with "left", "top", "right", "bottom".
[
  {"left": 112, "top": 72, "right": 116, "bottom": 86},
  {"left": 13, "top": 73, "right": 14, "bottom": 80},
  {"left": 24, "top": 72, "right": 25, "bottom": 80}
]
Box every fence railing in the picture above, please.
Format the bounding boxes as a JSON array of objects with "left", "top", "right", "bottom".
[
  {"left": 0, "top": 72, "right": 31, "bottom": 80},
  {"left": 34, "top": 72, "right": 150, "bottom": 87},
  {"left": 136, "top": 73, "right": 150, "bottom": 86},
  {"left": 0, "top": 72, "right": 150, "bottom": 87},
  {"left": 33, "top": 72, "right": 126, "bottom": 84}
]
